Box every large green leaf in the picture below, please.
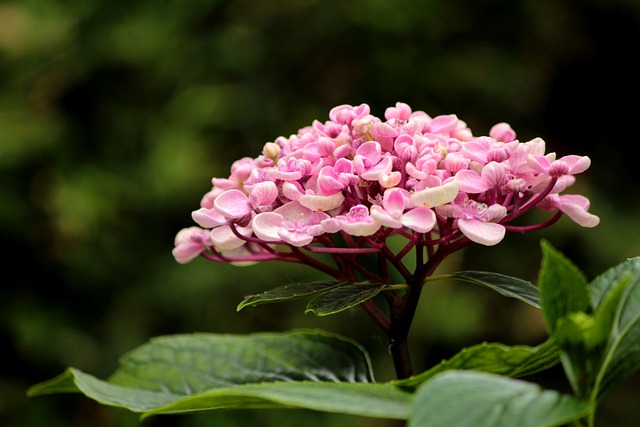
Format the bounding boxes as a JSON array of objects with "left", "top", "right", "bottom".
[
  {"left": 393, "top": 338, "right": 559, "bottom": 390},
  {"left": 27, "top": 331, "right": 415, "bottom": 419},
  {"left": 29, "top": 369, "right": 412, "bottom": 419},
  {"left": 108, "top": 330, "right": 374, "bottom": 387},
  {"left": 144, "top": 381, "right": 412, "bottom": 419},
  {"left": 409, "top": 371, "right": 591, "bottom": 427},
  {"left": 428, "top": 271, "right": 541, "bottom": 309},
  {"left": 305, "top": 283, "right": 386, "bottom": 316},
  {"left": 237, "top": 281, "right": 343, "bottom": 311},
  {"left": 590, "top": 257, "right": 640, "bottom": 400},
  {"left": 538, "top": 240, "right": 590, "bottom": 333}
]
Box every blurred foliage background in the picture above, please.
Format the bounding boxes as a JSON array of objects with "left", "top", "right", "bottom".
[{"left": 1, "top": 0, "right": 639, "bottom": 426}]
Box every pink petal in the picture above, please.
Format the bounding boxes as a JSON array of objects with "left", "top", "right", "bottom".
[
  {"left": 370, "top": 205, "right": 403, "bottom": 228},
  {"left": 252, "top": 212, "right": 284, "bottom": 242},
  {"left": 485, "top": 204, "right": 508, "bottom": 222},
  {"left": 356, "top": 141, "right": 382, "bottom": 163},
  {"left": 458, "top": 219, "right": 506, "bottom": 246},
  {"left": 559, "top": 195, "right": 600, "bottom": 227},
  {"left": 561, "top": 155, "right": 591, "bottom": 175},
  {"left": 480, "top": 162, "right": 507, "bottom": 187},
  {"left": 490, "top": 122, "right": 516, "bottom": 142},
  {"left": 266, "top": 169, "right": 303, "bottom": 181},
  {"left": 385, "top": 102, "right": 412, "bottom": 121},
  {"left": 406, "top": 162, "right": 427, "bottom": 180},
  {"left": 383, "top": 188, "right": 407, "bottom": 218},
  {"left": 401, "top": 207, "right": 436, "bottom": 233},
  {"left": 172, "top": 227, "right": 212, "bottom": 264},
  {"left": 561, "top": 205, "right": 600, "bottom": 228},
  {"left": 249, "top": 181, "right": 278, "bottom": 208},
  {"left": 526, "top": 155, "right": 552, "bottom": 174},
  {"left": 317, "top": 166, "right": 345, "bottom": 194},
  {"left": 360, "top": 156, "right": 393, "bottom": 181},
  {"left": 172, "top": 245, "right": 205, "bottom": 264},
  {"left": 427, "top": 114, "right": 459, "bottom": 134},
  {"left": 455, "top": 170, "right": 490, "bottom": 193},
  {"left": 191, "top": 207, "right": 227, "bottom": 228},
  {"left": 278, "top": 229, "right": 314, "bottom": 247},
  {"left": 307, "top": 211, "right": 331, "bottom": 227},
  {"left": 214, "top": 189, "right": 252, "bottom": 218},
  {"left": 461, "top": 141, "right": 489, "bottom": 163},
  {"left": 274, "top": 201, "right": 313, "bottom": 219},
  {"left": 333, "top": 158, "right": 354, "bottom": 174},
  {"left": 282, "top": 181, "right": 304, "bottom": 201},
  {"left": 522, "top": 137, "right": 546, "bottom": 156},
  {"left": 321, "top": 218, "right": 342, "bottom": 233}
]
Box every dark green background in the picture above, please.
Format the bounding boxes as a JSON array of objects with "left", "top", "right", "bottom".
[{"left": 2, "top": 0, "right": 639, "bottom": 426}]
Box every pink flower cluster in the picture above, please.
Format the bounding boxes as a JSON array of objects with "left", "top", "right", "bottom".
[{"left": 173, "top": 102, "right": 598, "bottom": 269}]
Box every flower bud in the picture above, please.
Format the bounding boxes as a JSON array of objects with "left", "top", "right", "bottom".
[{"left": 262, "top": 142, "right": 280, "bottom": 161}]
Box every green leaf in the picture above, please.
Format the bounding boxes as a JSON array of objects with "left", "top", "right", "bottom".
[
  {"left": 30, "top": 369, "right": 412, "bottom": 419},
  {"left": 237, "top": 280, "right": 343, "bottom": 311},
  {"left": 590, "top": 257, "right": 640, "bottom": 400},
  {"left": 429, "top": 271, "right": 541, "bottom": 309},
  {"left": 305, "top": 283, "right": 386, "bottom": 316},
  {"left": 144, "top": 381, "right": 412, "bottom": 419},
  {"left": 29, "top": 368, "right": 182, "bottom": 412},
  {"left": 28, "top": 330, "right": 412, "bottom": 418},
  {"left": 393, "top": 338, "right": 559, "bottom": 390},
  {"left": 538, "top": 240, "right": 590, "bottom": 333},
  {"left": 409, "top": 371, "right": 591, "bottom": 427},
  {"left": 589, "top": 257, "right": 640, "bottom": 310}
]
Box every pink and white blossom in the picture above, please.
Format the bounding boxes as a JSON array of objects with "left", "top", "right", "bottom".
[
  {"left": 538, "top": 194, "right": 600, "bottom": 228},
  {"left": 437, "top": 195, "right": 508, "bottom": 246},
  {"left": 322, "top": 205, "right": 381, "bottom": 236},
  {"left": 172, "top": 227, "right": 214, "bottom": 264},
  {"left": 253, "top": 202, "right": 329, "bottom": 246},
  {"left": 174, "top": 102, "right": 599, "bottom": 267}
]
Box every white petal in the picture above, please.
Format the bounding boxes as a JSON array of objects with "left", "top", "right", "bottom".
[
  {"left": 340, "top": 219, "right": 381, "bottom": 236},
  {"left": 411, "top": 180, "right": 459, "bottom": 207},
  {"left": 458, "top": 219, "right": 506, "bottom": 246},
  {"left": 299, "top": 192, "right": 345, "bottom": 211}
]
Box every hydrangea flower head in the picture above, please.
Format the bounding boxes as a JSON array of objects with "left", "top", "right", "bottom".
[{"left": 173, "top": 102, "right": 598, "bottom": 284}]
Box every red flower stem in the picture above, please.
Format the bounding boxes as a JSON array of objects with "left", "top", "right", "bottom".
[
  {"left": 388, "top": 276, "right": 422, "bottom": 379},
  {"left": 388, "top": 238, "right": 472, "bottom": 379},
  {"left": 381, "top": 246, "right": 412, "bottom": 283},
  {"left": 503, "top": 210, "right": 564, "bottom": 233},
  {"left": 396, "top": 239, "right": 417, "bottom": 261},
  {"left": 502, "top": 177, "right": 558, "bottom": 223},
  {"left": 304, "top": 246, "right": 381, "bottom": 254}
]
